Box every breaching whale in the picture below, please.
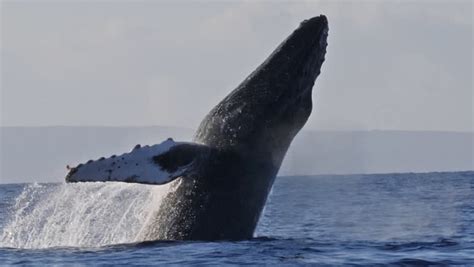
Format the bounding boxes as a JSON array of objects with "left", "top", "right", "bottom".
[{"left": 66, "top": 15, "right": 328, "bottom": 241}]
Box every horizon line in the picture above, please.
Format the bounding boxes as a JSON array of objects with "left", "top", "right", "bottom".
[{"left": 2, "top": 170, "right": 473, "bottom": 185}]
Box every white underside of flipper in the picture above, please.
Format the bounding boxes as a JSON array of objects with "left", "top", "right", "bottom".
[{"left": 66, "top": 139, "right": 191, "bottom": 185}]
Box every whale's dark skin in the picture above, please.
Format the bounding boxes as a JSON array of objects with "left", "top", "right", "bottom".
[{"left": 148, "top": 15, "right": 329, "bottom": 241}]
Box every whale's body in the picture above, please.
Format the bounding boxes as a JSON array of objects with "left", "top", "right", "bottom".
[{"left": 66, "top": 15, "right": 328, "bottom": 241}]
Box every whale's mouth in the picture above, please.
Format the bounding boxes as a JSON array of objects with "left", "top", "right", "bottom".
[
  {"left": 283, "top": 15, "right": 328, "bottom": 98},
  {"left": 262, "top": 15, "right": 328, "bottom": 134}
]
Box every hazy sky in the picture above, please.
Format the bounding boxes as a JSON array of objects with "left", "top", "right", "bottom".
[{"left": 1, "top": 0, "right": 472, "bottom": 131}]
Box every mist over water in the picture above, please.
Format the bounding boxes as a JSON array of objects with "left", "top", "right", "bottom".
[{"left": 0, "top": 182, "right": 173, "bottom": 249}]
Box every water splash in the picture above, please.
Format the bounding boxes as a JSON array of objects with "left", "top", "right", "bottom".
[{"left": 0, "top": 182, "right": 173, "bottom": 249}]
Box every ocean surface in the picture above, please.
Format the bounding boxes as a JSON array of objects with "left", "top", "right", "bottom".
[{"left": 0, "top": 171, "right": 473, "bottom": 266}]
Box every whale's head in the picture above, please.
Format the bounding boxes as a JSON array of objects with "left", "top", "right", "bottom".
[{"left": 195, "top": 15, "right": 328, "bottom": 166}]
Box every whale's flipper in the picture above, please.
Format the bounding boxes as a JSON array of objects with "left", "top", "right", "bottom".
[{"left": 65, "top": 139, "right": 210, "bottom": 185}]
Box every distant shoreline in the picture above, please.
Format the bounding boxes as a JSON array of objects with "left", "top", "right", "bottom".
[
  {"left": 1, "top": 127, "right": 472, "bottom": 184},
  {"left": 1, "top": 126, "right": 473, "bottom": 135}
]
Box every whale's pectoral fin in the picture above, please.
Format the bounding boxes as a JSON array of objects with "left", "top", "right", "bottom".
[{"left": 65, "top": 139, "right": 210, "bottom": 185}]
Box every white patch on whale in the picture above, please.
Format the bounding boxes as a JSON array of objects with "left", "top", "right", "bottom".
[{"left": 66, "top": 139, "right": 191, "bottom": 184}]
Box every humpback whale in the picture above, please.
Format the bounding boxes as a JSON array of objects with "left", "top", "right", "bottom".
[{"left": 66, "top": 15, "right": 328, "bottom": 241}]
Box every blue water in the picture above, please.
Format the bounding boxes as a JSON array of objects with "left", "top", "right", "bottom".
[{"left": 1, "top": 171, "right": 473, "bottom": 266}]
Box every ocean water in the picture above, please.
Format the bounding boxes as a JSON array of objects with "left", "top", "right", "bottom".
[{"left": 0, "top": 171, "right": 473, "bottom": 266}]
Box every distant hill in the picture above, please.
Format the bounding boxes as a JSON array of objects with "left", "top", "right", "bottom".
[
  {"left": 0, "top": 127, "right": 472, "bottom": 183},
  {"left": 280, "top": 130, "right": 473, "bottom": 176}
]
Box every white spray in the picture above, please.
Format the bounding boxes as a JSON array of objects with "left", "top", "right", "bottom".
[{"left": 0, "top": 182, "right": 174, "bottom": 249}]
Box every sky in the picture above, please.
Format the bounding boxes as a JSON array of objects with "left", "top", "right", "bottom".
[{"left": 1, "top": 0, "right": 473, "bottom": 132}]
